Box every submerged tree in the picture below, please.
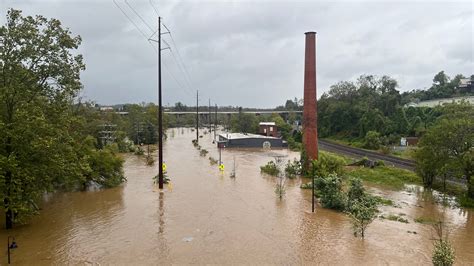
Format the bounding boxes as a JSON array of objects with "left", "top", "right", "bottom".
[{"left": 432, "top": 221, "right": 455, "bottom": 266}]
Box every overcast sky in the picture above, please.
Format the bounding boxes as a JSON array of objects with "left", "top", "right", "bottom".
[{"left": 1, "top": 0, "right": 473, "bottom": 107}]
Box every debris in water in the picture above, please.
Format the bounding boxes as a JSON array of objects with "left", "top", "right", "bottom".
[{"left": 183, "top": 237, "right": 194, "bottom": 242}]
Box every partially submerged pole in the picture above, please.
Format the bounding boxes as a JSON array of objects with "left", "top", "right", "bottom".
[{"left": 157, "top": 16, "right": 164, "bottom": 189}]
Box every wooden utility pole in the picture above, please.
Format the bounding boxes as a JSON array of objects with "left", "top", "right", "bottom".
[
  {"left": 208, "top": 98, "right": 211, "bottom": 131},
  {"left": 157, "top": 16, "right": 164, "bottom": 189},
  {"left": 196, "top": 90, "right": 199, "bottom": 142},
  {"left": 214, "top": 104, "right": 217, "bottom": 141}
]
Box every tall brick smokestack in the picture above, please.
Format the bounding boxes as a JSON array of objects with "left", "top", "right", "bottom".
[{"left": 303, "top": 31, "right": 318, "bottom": 165}]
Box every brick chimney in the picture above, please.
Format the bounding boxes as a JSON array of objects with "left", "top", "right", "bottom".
[{"left": 302, "top": 31, "right": 318, "bottom": 165}]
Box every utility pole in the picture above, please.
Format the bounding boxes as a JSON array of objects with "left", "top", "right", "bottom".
[
  {"left": 157, "top": 16, "right": 164, "bottom": 189},
  {"left": 214, "top": 104, "right": 217, "bottom": 141},
  {"left": 196, "top": 90, "right": 199, "bottom": 142},
  {"left": 208, "top": 98, "right": 211, "bottom": 131}
]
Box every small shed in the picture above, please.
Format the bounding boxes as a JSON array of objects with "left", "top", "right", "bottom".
[
  {"left": 259, "top": 122, "right": 277, "bottom": 137},
  {"left": 401, "top": 137, "right": 419, "bottom": 146}
]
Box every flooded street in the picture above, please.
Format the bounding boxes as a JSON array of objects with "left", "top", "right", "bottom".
[{"left": 1, "top": 128, "right": 473, "bottom": 265}]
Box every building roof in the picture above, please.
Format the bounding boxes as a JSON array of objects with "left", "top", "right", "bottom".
[
  {"left": 259, "top": 122, "right": 276, "bottom": 126},
  {"left": 219, "top": 133, "right": 279, "bottom": 140}
]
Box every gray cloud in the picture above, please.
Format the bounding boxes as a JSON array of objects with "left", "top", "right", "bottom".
[{"left": 2, "top": 0, "right": 472, "bottom": 107}]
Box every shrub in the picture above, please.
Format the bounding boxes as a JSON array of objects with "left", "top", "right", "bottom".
[
  {"left": 209, "top": 157, "right": 218, "bottom": 165},
  {"left": 363, "top": 131, "right": 381, "bottom": 150},
  {"left": 347, "top": 177, "right": 365, "bottom": 207},
  {"left": 432, "top": 221, "right": 455, "bottom": 266},
  {"left": 319, "top": 174, "right": 346, "bottom": 210},
  {"left": 260, "top": 161, "right": 280, "bottom": 176},
  {"left": 200, "top": 149, "right": 209, "bottom": 156},
  {"left": 308, "top": 152, "right": 346, "bottom": 178},
  {"left": 285, "top": 158, "right": 302, "bottom": 179},
  {"left": 432, "top": 240, "right": 455, "bottom": 266},
  {"left": 349, "top": 196, "right": 378, "bottom": 238},
  {"left": 134, "top": 146, "right": 144, "bottom": 155}
]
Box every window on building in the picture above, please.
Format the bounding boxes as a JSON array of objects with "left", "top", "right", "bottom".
[{"left": 270, "top": 126, "right": 273, "bottom": 132}]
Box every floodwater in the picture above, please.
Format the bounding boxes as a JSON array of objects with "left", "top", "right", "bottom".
[{"left": 1, "top": 128, "right": 473, "bottom": 265}]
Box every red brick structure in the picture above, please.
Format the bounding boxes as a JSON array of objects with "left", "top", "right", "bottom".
[
  {"left": 303, "top": 32, "right": 318, "bottom": 165},
  {"left": 259, "top": 122, "right": 278, "bottom": 137}
]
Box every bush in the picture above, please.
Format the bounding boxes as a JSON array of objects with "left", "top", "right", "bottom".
[
  {"left": 347, "top": 177, "right": 365, "bottom": 206},
  {"left": 134, "top": 146, "right": 144, "bottom": 155},
  {"left": 209, "top": 157, "right": 218, "bottom": 165},
  {"left": 432, "top": 221, "right": 456, "bottom": 266},
  {"left": 200, "top": 149, "right": 209, "bottom": 156},
  {"left": 432, "top": 240, "right": 455, "bottom": 266},
  {"left": 260, "top": 161, "right": 280, "bottom": 176},
  {"left": 349, "top": 196, "right": 378, "bottom": 238},
  {"left": 363, "top": 131, "right": 381, "bottom": 150},
  {"left": 285, "top": 158, "right": 302, "bottom": 179},
  {"left": 319, "top": 174, "right": 346, "bottom": 210},
  {"left": 308, "top": 152, "right": 346, "bottom": 178},
  {"left": 86, "top": 146, "right": 126, "bottom": 188}
]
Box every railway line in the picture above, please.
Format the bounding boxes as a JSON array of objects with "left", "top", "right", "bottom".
[{"left": 318, "top": 139, "right": 416, "bottom": 171}]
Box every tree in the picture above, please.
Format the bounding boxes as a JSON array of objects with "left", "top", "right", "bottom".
[
  {"left": 363, "top": 131, "right": 381, "bottom": 150},
  {"left": 431, "top": 221, "right": 455, "bottom": 266},
  {"left": 346, "top": 177, "right": 378, "bottom": 238},
  {"left": 0, "top": 9, "right": 86, "bottom": 228},
  {"left": 0, "top": 9, "right": 125, "bottom": 229},
  {"left": 348, "top": 196, "right": 378, "bottom": 238},
  {"left": 414, "top": 103, "right": 474, "bottom": 197}
]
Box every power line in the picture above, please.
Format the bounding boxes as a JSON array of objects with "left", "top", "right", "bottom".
[
  {"left": 163, "top": 25, "right": 195, "bottom": 88},
  {"left": 149, "top": 0, "right": 160, "bottom": 16},
  {"left": 113, "top": 1, "right": 195, "bottom": 102},
  {"left": 124, "top": 0, "right": 154, "bottom": 32},
  {"left": 113, "top": 0, "right": 157, "bottom": 52}
]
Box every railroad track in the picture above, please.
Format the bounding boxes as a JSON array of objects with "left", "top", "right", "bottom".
[{"left": 318, "top": 139, "right": 416, "bottom": 171}]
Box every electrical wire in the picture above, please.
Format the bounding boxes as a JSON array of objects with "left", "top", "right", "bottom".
[
  {"left": 124, "top": 0, "right": 155, "bottom": 32},
  {"left": 113, "top": 0, "right": 157, "bottom": 52}
]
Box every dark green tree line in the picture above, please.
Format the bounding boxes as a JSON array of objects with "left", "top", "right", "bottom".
[{"left": 0, "top": 9, "right": 125, "bottom": 228}]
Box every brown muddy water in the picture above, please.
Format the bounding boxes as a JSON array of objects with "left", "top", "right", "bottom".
[{"left": 1, "top": 128, "right": 473, "bottom": 265}]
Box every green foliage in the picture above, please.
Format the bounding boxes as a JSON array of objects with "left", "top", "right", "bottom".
[
  {"left": 432, "top": 240, "right": 455, "bottom": 266},
  {"left": 260, "top": 161, "right": 280, "bottom": 176},
  {"left": 347, "top": 177, "right": 365, "bottom": 206},
  {"left": 363, "top": 131, "right": 381, "bottom": 150},
  {"left": 414, "top": 216, "right": 437, "bottom": 224},
  {"left": 308, "top": 152, "right": 346, "bottom": 178},
  {"left": 0, "top": 9, "right": 126, "bottom": 226},
  {"left": 348, "top": 166, "right": 421, "bottom": 189},
  {"left": 348, "top": 196, "right": 378, "bottom": 238},
  {"left": 382, "top": 214, "right": 409, "bottom": 223},
  {"left": 284, "top": 158, "right": 302, "bottom": 179},
  {"left": 457, "top": 194, "right": 474, "bottom": 208},
  {"left": 413, "top": 104, "right": 474, "bottom": 196},
  {"left": 231, "top": 109, "right": 258, "bottom": 133},
  {"left": 84, "top": 144, "right": 126, "bottom": 188},
  {"left": 318, "top": 174, "right": 347, "bottom": 210}
]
